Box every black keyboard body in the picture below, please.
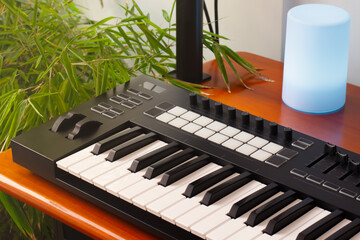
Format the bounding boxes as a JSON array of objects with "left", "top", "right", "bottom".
[{"left": 11, "top": 75, "right": 360, "bottom": 240}]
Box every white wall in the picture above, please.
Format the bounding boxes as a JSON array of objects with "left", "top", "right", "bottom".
[{"left": 74, "top": 0, "right": 360, "bottom": 86}]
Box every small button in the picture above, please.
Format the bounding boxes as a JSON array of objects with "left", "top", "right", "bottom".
[
  {"left": 322, "top": 181, "right": 340, "bottom": 191},
  {"left": 292, "top": 141, "right": 309, "bottom": 150},
  {"left": 269, "top": 122, "right": 278, "bottom": 135},
  {"left": 298, "top": 138, "right": 314, "bottom": 146},
  {"left": 102, "top": 111, "right": 117, "bottom": 119},
  {"left": 98, "top": 102, "right": 112, "bottom": 110},
  {"left": 262, "top": 142, "right": 283, "bottom": 154},
  {"left": 143, "top": 81, "right": 155, "bottom": 90},
  {"left": 290, "top": 168, "right": 307, "bottom": 178},
  {"left": 189, "top": 93, "right": 197, "bottom": 106},
  {"left": 139, "top": 93, "right": 153, "bottom": 100},
  {"left": 181, "top": 122, "right": 202, "bottom": 134},
  {"left": 339, "top": 188, "right": 357, "bottom": 198},
  {"left": 248, "top": 137, "right": 269, "bottom": 148},
  {"left": 110, "top": 108, "right": 124, "bottom": 115},
  {"left": 168, "top": 106, "right": 187, "bottom": 116},
  {"left": 144, "top": 108, "right": 164, "bottom": 118},
  {"left": 168, "top": 118, "right": 189, "bottom": 128},
  {"left": 265, "top": 156, "right": 288, "bottom": 167},
  {"left": 193, "top": 116, "right": 213, "bottom": 126},
  {"left": 156, "top": 102, "right": 175, "bottom": 111},
  {"left": 251, "top": 149, "right": 272, "bottom": 162},
  {"left": 180, "top": 111, "right": 200, "bottom": 121},
  {"left": 208, "top": 133, "right": 229, "bottom": 144},
  {"left": 156, "top": 112, "right": 176, "bottom": 123},
  {"left": 277, "top": 148, "right": 298, "bottom": 160},
  {"left": 241, "top": 112, "right": 250, "bottom": 125},
  {"left": 127, "top": 88, "right": 140, "bottom": 95},
  {"left": 194, "top": 128, "right": 215, "bottom": 139},
  {"left": 91, "top": 106, "right": 105, "bottom": 113},
  {"left": 128, "top": 98, "right": 143, "bottom": 105},
  {"left": 152, "top": 85, "right": 166, "bottom": 93},
  {"left": 117, "top": 93, "right": 130, "bottom": 100},
  {"left": 324, "top": 143, "right": 337, "bottom": 155},
  {"left": 201, "top": 97, "right": 210, "bottom": 110},
  {"left": 109, "top": 96, "right": 123, "bottom": 104},
  {"left": 228, "top": 107, "right": 236, "bottom": 120},
  {"left": 233, "top": 131, "right": 254, "bottom": 143},
  {"left": 236, "top": 144, "right": 257, "bottom": 156},
  {"left": 121, "top": 101, "right": 136, "bottom": 109},
  {"left": 284, "top": 128, "right": 293, "bottom": 141},
  {"left": 207, "top": 121, "right": 227, "bottom": 132},
  {"left": 222, "top": 138, "right": 243, "bottom": 150},
  {"left": 220, "top": 126, "right": 241, "bottom": 137},
  {"left": 306, "top": 175, "right": 324, "bottom": 184}
]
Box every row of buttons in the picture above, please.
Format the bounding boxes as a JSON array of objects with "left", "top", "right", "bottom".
[
  {"left": 91, "top": 102, "right": 124, "bottom": 119},
  {"left": 126, "top": 88, "right": 153, "bottom": 100},
  {"left": 290, "top": 168, "right": 360, "bottom": 200},
  {"left": 144, "top": 102, "right": 298, "bottom": 167}
]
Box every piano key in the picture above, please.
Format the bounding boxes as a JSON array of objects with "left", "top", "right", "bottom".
[
  {"left": 91, "top": 126, "right": 142, "bottom": 155},
  {"left": 106, "top": 173, "right": 144, "bottom": 196},
  {"left": 92, "top": 141, "right": 166, "bottom": 189},
  {"left": 325, "top": 218, "right": 360, "bottom": 240},
  {"left": 128, "top": 142, "right": 180, "bottom": 172},
  {"left": 201, "top": 172, "right": 252, "bottom": 206},
  {"left": 176, "top": 181, "right": 263, "bottom": 232},
  {"left": 282, "top": 210, "right": 331, "bottom": 240},
  {"left": 263, "top": 197, "right": 315, "bottom": 235},
  {"left": 246, "top": 190, "right": 297, "bottom": 227},
  {"left": 144, "top": 148, "right": 195, "bottom": 179},
  {"left": 228, "top": 182, "right": 279, "bottom": 218},
  {"left": 159, "top": 154, "right": 210, "bottom": 186},
  {"left": 189, "top": 184, "right": 273, "bottom": 238},
  {"left": 106, "top": 132, "right": 157, "bottom": 162},
  {"left": 350, "top": 232, "right": 360, "bottom": 240},
  {"left": 317, "top": 219, "right": 351, "bottom": 240},
  {"left": 146, "top": 165, "right": 222, "bottom": 216},
  {"left": 221, "top": 199, "right": 301, "bottom": 240},
  {"left": 183, "top": 164, "right": 235, "bottom": 198},
  {"left": 81, "top": 140, "right": 167, "bottom": 183},
  {"left": 133, "top": 163, "right": 220, "bottom": 210},
  {"left": 56, "top": 145, "right": 95, "bottom": 171},
  {"left": 160, "top": 174, "right": 239, "bottom": 223},
  {"left": 297, "top": 209, "right": 344, "bottom": 240},
  {"left": 68, "top": 156, "right": 104, "bottom": 177}
]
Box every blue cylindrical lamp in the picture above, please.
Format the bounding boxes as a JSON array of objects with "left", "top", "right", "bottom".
[{"left": 282, "top": 4, "right": 351, "bottom": 114}]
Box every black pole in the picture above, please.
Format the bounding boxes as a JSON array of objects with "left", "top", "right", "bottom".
[{"left": 174, "top": 0, "right": 211, "bottom": 83}]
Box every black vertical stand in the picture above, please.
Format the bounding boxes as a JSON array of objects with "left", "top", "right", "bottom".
[{"left": 170, "top": 0, "right": 211, "bottom": 83}]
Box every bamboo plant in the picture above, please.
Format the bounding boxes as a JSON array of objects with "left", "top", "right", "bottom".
[{"left": 0, "top": 0, "right": 271, "bottom": 238}]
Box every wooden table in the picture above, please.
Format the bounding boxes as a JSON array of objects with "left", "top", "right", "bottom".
[{"left": 1, "top": 52, "right": 359, "bottom": 240}]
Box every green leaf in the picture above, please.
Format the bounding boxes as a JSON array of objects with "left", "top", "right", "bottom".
[
  {"left": 61, "top": 51, "right": 78, "bottom": 92},
  {"left": 212, "top": 44, "right": 230, "bottom": 93},
  {"left": 0, "top": 192, "right": 35, "bottom": 238},
  {"left": 162, "top": 10, "right": 170, "bottom": 22}
]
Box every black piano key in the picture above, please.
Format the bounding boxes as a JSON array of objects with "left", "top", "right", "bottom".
[
  {"left": 159, "top": 154, "right": 210, "bottom": 187},
  {"left": 129, "top": 142, "right": 180, "bottom": 172},
  {"left": 325, "top": 218, "right": 360, "bottom": 240},
  {"left": 92, "top": 126, "right": 143, "bottom": 155},
  {"left": 106, "top": 132, "right": 157, "bottom": 162},
  {"left": 263, "top": 197, "right": 315, "bottom": 235},
  {"left": 200, "top": 172, "right": 252, "bottom": 206},
  {"left": 228, "top": 182, "right": 279, "bottom": 219},
  {"left": 183, "top": 165, "right": 234, "bottom": 198},
  {"left": 144, "top": 148, "right": 195, "bottom": 179},
  {"left": 246, "top": 190, "right": 297, "bottom": 227},
  {"left": 297, "top": 209, "right": 344, "bottom": 240}
]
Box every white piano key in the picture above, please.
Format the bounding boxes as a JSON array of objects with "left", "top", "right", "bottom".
[
  {"left": 207, "top": 121, "right": 227, "bottom": 132},
  {"left": 146, "top": 164, "right": 222, "bottom": 216},
  {"left": 160, "top": 174, "right": 239, "bottom": 223},
  {"left": 56, "top": 145, "right": 95, "bottom": 171},
  {"left": 80, "top": 160, "right": 123, "bottom": 183},
  {"left": 132, "top": 163, "right": 220, "bottom": 210},
  {"left": 176, "top": 180, "right": 262, "bottom": 231},
  {"left": 92, "top": 141, "right": 167, "bottom": 189},
  {"left": 68, "top": 156, "right": 104, "bottom": 177},
  {"left": 255, "top": 207, "right": 325, "bottom": 240},
  {"left": 282, "top": 210, "right": 330, "bottom": 240},
  {"left": 222, "top": 199, "right": 301, "bottom": 240},
  {"left": 317, "top": 219, "right": 351, "bottom": 240},
  {"left": 106, "top": 173, "right": 143, "bottom": 196},
  {"left": 219, "top": 126, "right": 241, "bottom": 137},
  {"left": 350, "top": 232, "right": 360, "bottom": 240},
  {"left": 190, "top": 183, "right": 268, "bottom": 238}
]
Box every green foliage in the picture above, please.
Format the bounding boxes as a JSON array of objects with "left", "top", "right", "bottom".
[{"left": 0, "top": 0, "right": 270, "bottom": 238}]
